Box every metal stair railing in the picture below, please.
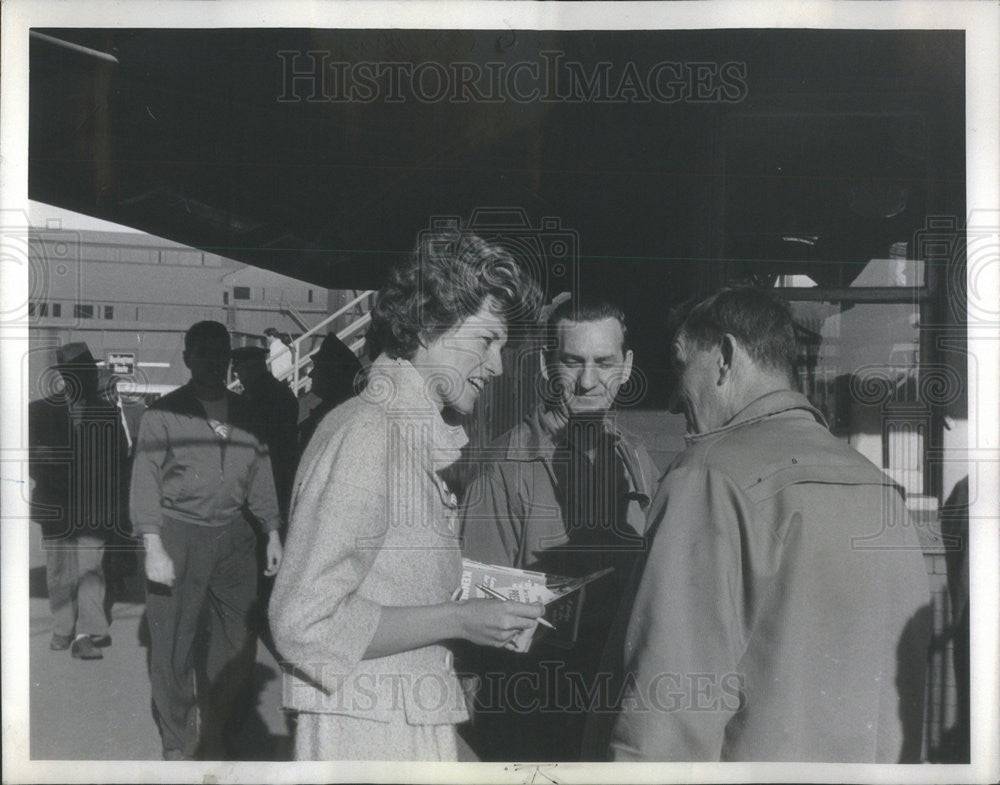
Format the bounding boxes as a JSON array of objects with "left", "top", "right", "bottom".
[
  {"left": 338, "top": 310, "right": 372, "bottom": 357},
  {"left": 280, "top": 290, "right": 375, "bottom": 395},
  {"left": 226, "top": 290, "right": 375, "bottom": 395},
  {"left": 280, "top": 300, "right": 312, "bottom": 333}
]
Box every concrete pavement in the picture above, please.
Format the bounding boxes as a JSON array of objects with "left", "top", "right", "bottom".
[{"left": 28, "top": 523, "right": 290, "bottom": 761}]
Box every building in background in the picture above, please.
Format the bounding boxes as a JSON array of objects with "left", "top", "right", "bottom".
[{"left": 26, "top": 227, "right": 365, "bottom": 404}]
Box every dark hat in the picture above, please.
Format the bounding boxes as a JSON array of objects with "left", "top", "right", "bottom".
[
  {"left": 313, "top": 333, "right": 360, "bottom": 366},
  {"left": 55, "top": 342, "right": 97, "bottom": 369},
  {"left": 231, "top": 345, "right": 268, "bottom": 363}
]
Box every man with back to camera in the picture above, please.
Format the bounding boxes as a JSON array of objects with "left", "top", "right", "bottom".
[
  {"left": 461, "top": 296, "right": 659, "bottom": 761},
  {"left": 585, "top": 287, "right": 931, "bottom": 762},
  {"left": 130, "top": 320, "right": 284, "bottom": 760}
]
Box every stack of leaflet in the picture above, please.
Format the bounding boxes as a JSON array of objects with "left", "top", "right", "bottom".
[{"left": 459, "top": 558, "right": 614, "bottom": 652}]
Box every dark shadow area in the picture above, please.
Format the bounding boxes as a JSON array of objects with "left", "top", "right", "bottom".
[
  {"left": 103, "top": 545, "right": 146, "bottom": 605},
  {"left": 137, "top": 603, "right": 155, "bottom": 744},
  {"left": 193, "top": 613, "right": 287, "bottom": 761},
  {"left": 252, "top": 539, "right": 280, "bottom": 661},
  {"left": 29, "top": 565, "right": 49, "bottom": 598},
  {"left": 896, "top": 603, "right": 932, "bottom": 763},
  {"left": 137, "top": 593, "right": 292, "bottom": 761},
  {"left": 935, "top": 475, "right": 970, "bottom": 762},
  {"left": 217, "top": 662, "right": 292, "bottom": 761}
]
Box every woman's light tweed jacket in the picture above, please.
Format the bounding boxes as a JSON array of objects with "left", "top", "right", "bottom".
[{"left": 269, "top": 355, "right": 470, "bottom": 728}]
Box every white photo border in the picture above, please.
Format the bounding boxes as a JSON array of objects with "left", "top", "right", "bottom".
[{"left": 2, "top": 2, "right": 997, "bottom": 783}]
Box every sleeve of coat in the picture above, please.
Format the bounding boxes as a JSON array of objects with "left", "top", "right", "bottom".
[
  {"left": 129, "top": 408, "right": 168, "bottom": 535},
  {"left": 460, "top": 460, "right": 523, "bottom": 567},
  {"left": 245, "top": 444, "right": 282, "bottom": 533},
  {"left": 268, "top": 418, "right": 388, "bottom": 693},
  {"left": 609, "top": 463, "right": 752, "bottom": 761},
  {"left": 275, "top": 392, "right": 300, "bottom": 516}
]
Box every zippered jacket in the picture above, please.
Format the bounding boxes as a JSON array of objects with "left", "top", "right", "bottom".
[
  {"left": 129, "top": 383, "right": 281, "bottom": 534},
  {"left": 591, "top": 390, "right": 931, "bottom": 762}
]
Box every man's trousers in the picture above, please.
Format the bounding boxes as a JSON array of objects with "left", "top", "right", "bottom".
[
  {"left": 45, "top": 534, "right": 109, "bottom": 639},
  {"left": 145, "top": 516, "right": 258, "bottom": 759}
]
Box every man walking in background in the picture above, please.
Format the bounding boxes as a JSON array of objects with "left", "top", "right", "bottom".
[
  {"left": 29, "top": 342, "right": 129, "bottom": 660},
  {"left": 130, "top": 320, "right": 283, "bottom": 760}
]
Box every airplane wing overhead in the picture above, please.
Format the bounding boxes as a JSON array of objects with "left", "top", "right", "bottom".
[
  {"left": 29, "top": 28, "right": 562, "bottom": 288},
  {"left": 29, "top": 26, "right": 964, "bottom": 310}
]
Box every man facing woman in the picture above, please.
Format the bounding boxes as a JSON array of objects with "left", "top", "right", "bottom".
[{"left": 269, "top": 229, "right": 544, "bottom": 761}]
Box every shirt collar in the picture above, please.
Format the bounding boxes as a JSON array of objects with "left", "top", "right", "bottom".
[
  {"left": 362, "top": 354, "right": 469, "bottom": 468},
  {"left": 507, "top": 403, "right": 641, "bottom": 457},
  {"left": 684, "top": 389, "right": 828, "bottom": 446},
  {"left": 504, "top": 403, "right": 652, "bottom": 502},
  {"left": 176, "top": 382, "right": 236, "bottom": 415}
]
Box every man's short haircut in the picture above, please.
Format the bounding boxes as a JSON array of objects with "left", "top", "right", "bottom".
[
  {"left": 679, "top": 287, "right": 797, "bottom": 380},
  {"left": 545, "top": 296, "right": 629, "bottom": 355},
  {"left": 185, "top": 320, "right": 231, "bottom": 354},
  {"left": 366, "top": 229, "right": 543, "bottom": 360}
]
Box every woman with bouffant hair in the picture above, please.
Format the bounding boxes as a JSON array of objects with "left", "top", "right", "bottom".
[
  {"left": 367, "top": 230, "right": 539, "bottom": 356},
  {"left": 270, "top": 229, "right": 543, "bottom": 761}
]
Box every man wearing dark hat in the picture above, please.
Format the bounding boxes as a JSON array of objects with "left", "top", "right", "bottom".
[
  {"left": 230, "top": 344, "right": 298, "bottom": 684},
  {"left": 297, "top": 333, "right": 362, "bottom": 453},
  {"left": 29, "top": 341, "right": 129, "bottom": 660},
  {"left": 231, "top": 345, "right": 299, "bottom": 519}
]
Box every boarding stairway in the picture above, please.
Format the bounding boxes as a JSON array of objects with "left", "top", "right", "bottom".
[
  {"left": 229, "top": 289, "right": 374, "bottom": 396},
  {"left": 276, "top": 289, "right": 374, "bottom": 396}
]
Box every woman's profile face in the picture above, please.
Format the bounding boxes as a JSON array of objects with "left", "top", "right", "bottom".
[{"left": 414, "top": 298, "right": 508, "bottom": 415}]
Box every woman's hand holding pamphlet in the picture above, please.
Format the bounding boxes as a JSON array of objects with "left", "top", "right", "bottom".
[{"left": 458, "top": 558, "right": 614, "bottom": 653}]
